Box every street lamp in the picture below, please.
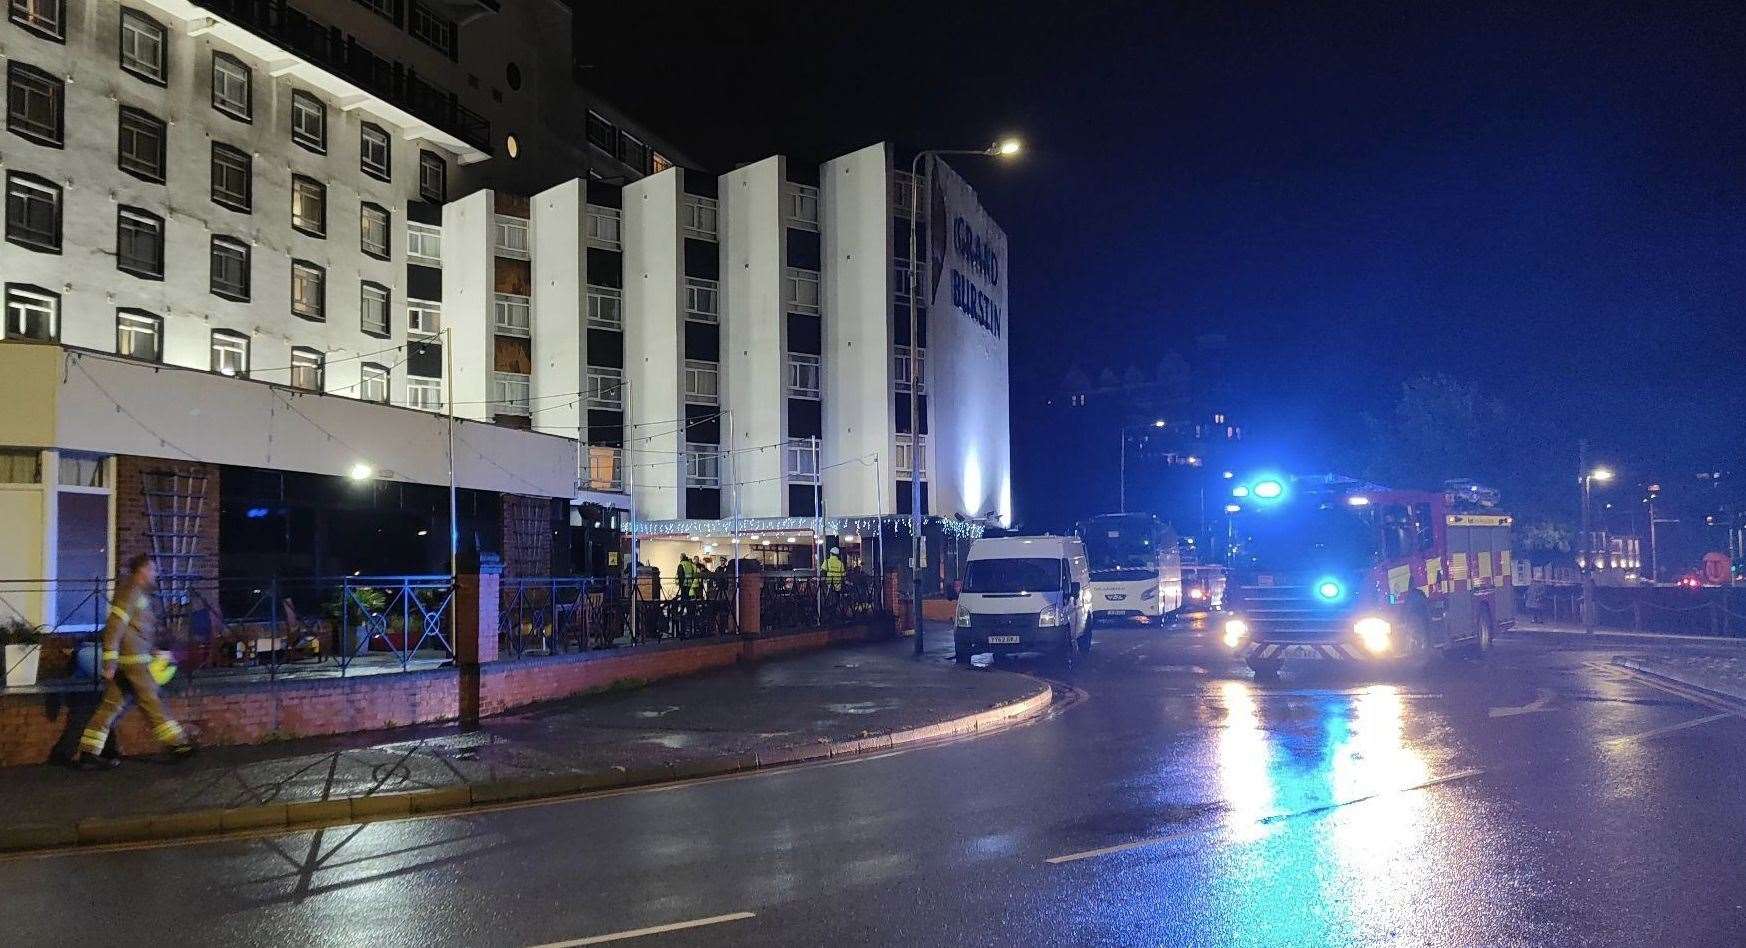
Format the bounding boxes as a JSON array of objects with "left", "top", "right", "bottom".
[
  {"left": 1580, "top": 463, "right": 1614, "bottom": 631},
  {"left": 1117, "top": 419, "right": 1167, "bottom": 513},
  {"left": 907, "top": 138, "right": 1023, "bottom": 656}
]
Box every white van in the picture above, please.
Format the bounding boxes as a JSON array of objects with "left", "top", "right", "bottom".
[{"left": 953, "top": 534, "right": 1093, "bottom": 663}]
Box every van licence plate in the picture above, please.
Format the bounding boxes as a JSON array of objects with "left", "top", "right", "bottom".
[{"left": 987, "top": 635, "right": 1022, "bottom": 644}]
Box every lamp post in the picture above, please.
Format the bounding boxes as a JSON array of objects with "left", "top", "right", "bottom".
[
  {"left": 1580, "top": 457, "right": 1614, "bottom": 632},
  {"left": 907, "top": 137, "right": 1021, "bottom": 656},
  {"left": 1117, "top": 419, "right": 1168, "bottom": 514}
]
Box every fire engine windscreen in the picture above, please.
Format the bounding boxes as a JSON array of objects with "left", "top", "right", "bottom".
[
  {"left": 1234, "top": 505, "right": 1379, "bottom": 572},
  {"left": 965, "top": 559, "right": 1065, "bottom": 594}
]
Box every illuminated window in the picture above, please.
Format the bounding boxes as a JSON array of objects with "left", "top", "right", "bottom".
[
  {"left": 4, "top": 283, "right": 58, "bottom": 340},
  {"left": 290, "top": 347, "right": 324, "bottom": 391},
  {"left": 359, "top": 362, "right": 390, "bottom": 404},
  {"left": 210, "top": 330, "right": 248, "bottom": 377},
  {"left": 290, "top": 260, "right": 325, "bottom": 320},
  {"left": 291, "top": 175, "right": 327, "bottom": 236},
  {"left": 115, "top": 309, "right": 161, "bottom": 361},
  {"left": 407, "top": 376, "right": 442, "bottom": 410}
]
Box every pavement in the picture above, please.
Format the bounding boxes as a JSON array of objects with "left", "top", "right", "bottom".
[
  {"left": 0, "top": 633, "right": 1049, "bottom": 851},
  {"left": 8, "top": 620, "right": 1746, "bottom": 946}
]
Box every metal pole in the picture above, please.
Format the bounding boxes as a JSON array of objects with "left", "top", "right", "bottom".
[
  {"left": 625, "top": 387, "right": 637, "bottom": 644},
  {"left": 445, "top": 328, "right": 458, "bottom": 648},
  {"left": 1118, "top": 427, "right": 1126, "bottom": 513},
  {"left": 909, "top": 151, "right": 927, "bottom": 654},
  {"left": 1579, "top": 440, "right": 1593, "bottom": 633},
  {"left": 1648, "top": 493, "right": 1658, "bottom": 583},
  {"left": 729, "top": 410, "right": 741, "bottom": 632},
  {"left": 814, "top": 436, "right": 824, "bottom": 619},
  {"left": 875, "top": 452, "right": 885, "bottom": 580}
]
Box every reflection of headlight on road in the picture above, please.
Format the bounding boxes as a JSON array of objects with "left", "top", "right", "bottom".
[
  {"left": 1222, "top": 618, "right": 1250, "bottom": 649},
  {"left": 1354, "top": 616, "right": 1392, "bottom": 654}
]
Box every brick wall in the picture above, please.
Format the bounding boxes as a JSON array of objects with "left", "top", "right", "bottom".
[
  {"left": 0, "top": 620, "right": 892, "bottom": 765},
  {"left": 113, "top": 455, "right": 221, "bottom": 586}
]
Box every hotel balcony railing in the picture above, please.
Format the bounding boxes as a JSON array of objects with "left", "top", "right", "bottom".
[{"left": 193, "top": 0, "right": 492, "bottom": 153}]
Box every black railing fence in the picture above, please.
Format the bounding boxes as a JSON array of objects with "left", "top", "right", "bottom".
[{"left": 1517, "top": 583, "right": 1746, "bottom": 637}]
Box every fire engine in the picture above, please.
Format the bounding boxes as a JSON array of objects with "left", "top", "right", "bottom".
[{"left": 1219, "top": 474, "right": 1514, "bottom": 677}]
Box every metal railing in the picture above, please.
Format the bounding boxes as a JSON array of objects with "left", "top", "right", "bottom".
[
  {"left": 0, "top": 574, "right": 454, "bottom": 691},
  {"left": 760, "top": 571, "right": 886, "bottom": 631},
  {"left": 1517, "top": 583, "right": 1746, "bottom": 637}
]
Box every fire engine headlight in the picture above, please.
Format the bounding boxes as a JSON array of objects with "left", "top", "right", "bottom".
[
  {"left": 1354, "top": 616, "right": 1392, "bottom": 654},
  {"left": 1188, "top": 587, "right": 1206, "bottom": 601},
  {"left": 1222, "top": 618, "right": 1250, "bottom": 649}
]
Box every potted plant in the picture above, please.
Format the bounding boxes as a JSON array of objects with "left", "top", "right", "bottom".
[{"left": 1, "top": 619, "right": 46, "bottom": 688}]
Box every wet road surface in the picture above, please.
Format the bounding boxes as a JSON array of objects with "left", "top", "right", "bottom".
[{"left": 9, "top": 622, "right": 1746, "bottom": 946}]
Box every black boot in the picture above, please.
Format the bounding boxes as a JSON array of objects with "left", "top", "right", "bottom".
[{"left": 68, "top": 752, "right": 119, "bottom": 771}]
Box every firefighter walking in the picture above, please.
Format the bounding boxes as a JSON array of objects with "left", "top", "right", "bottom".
[{"left": 67, "top": 554, "right": 194, "bottom": 770}]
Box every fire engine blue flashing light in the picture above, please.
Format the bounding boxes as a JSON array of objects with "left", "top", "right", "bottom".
[
  {"left": 1316, "top": 579, "right": 1343, "bottom": 601},
  {"left": 1232, "top": 485, "right": 1250, "bottom": 498},
  {"left": 1252, "top": 480, "right": 1285, "bottom": 500},
  {"left": 246, "top": 507, "right": 270, "bottom": 519}
]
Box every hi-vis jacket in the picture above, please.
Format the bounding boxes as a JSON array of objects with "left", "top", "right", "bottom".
[{"left": 102, "top": 579, "right": 157, "bottom": 666}]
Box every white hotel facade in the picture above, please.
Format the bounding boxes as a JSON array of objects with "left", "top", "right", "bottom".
[{"left": 0, "top": 0, "right": 1011, "bottom": 622}]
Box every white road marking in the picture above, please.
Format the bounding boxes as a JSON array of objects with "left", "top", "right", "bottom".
[
  {"left": 1490, "top": 687, "right": 1556, "bottom": 717},
  {"left": 528, "top": 912, "right": 756, "bottom": 946},
  {"left": 1605, "top": 712, "right": 1732, "bottom": 746},
  {"left": 1045, "top": 768, "right": 1484, "bottom": 864}
]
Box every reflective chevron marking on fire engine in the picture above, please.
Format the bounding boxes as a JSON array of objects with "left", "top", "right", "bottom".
[{"left": 1245, "top": 642, "right": 1361, "bottom": 661}]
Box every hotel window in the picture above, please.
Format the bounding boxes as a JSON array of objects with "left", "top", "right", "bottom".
[
  {"left": 290, "top": 261, "right": 325, "bottom": 320},
  {"left": 896, "top": 434, "right": 927, "bottom": 476},
  {"left": 620, "top": 132, "right": 649, "bottom": 174},
  {"left": 685, "top": 443, "right": 721, "bottom": 488},
  {"left": 290, "top": 347, "right": 323, "bottom": 391},
  {"left": 786, "top": 440, "right": 820, "bottom": 483},
  {"left": 6, "top": 172, "right": 61, "bottom": 253},
  {"left": 585, "top": 205, "right": 621, "bottom": 248},
  {"left": 894, "top": 348, "right": 925, "bottom": 393},
  {"left": 290, "top": 90, "right": 325, "bottom": 153},
  {"left": 651, "top": 152, "right": 673, "bottom": 174},
  {"left": 115, "top": 309, "right": 162, "bottom": 361},
  {"left": 586, "top": 445, "right": 623, "bottom": 492},
  {"left": 361, "top": 282, "right": 391, "bottom": 337},
  {"left": 490, "top": 371, "right": 530, "bottom": 414},
  {"left": 685, "top": 278, "right": 719, "bottom": 323},
  {"left": 359, "top": 362, "right": 389, "bottom": 404},
  {"left": 586, "top": 365, "right": 623, "bottom": 410},
  {"left": 407, "top": 221, "right": 441, "bottom": 264},
  {"left": 586, "top": 285, "right": 622, "bottom": 330},
  {"left": 786, "top": 183, "right": 820, "bottom": 230},
  {"left": 360, "top": 202, "right": 390, "bottom": 259},
  {"left": 210, "top": 143, "right": 251, "bottom": 212},
  {"left": 209, "top": 236, "right": 250, "bottom": 300},
  {"left": 115, "top": 207, "right": 164, "bottom": 279},
  {"left": 492, "top": 293, "right": 530, "bottom": 336},
  {"left": 494, "top": 215, "right": 530, "bottom": 258},
  {"left": 783, "top": 267, "right": 820, "bottom": 314},
  {"left": 786, "top": 352, "right": 821, "bottom": 399},
  {"left": 585, "top": 111, "right": 615, "bottom": 153},
  {"left": 291, "top": 175, "right": 326, "bottom": 237},
  {"left": 407, "top": 298, "right": 440, "bottom": 335},
  {"left": 0, "top": 447, "right": 41, "bottom": 483},
  {"left": 683, "top": 360, "right": 719, "bottom": 405},
  {"left": 408, "top": 1, "right": 456, "bottom": 57},
  {"left": 418, "top": 150, "right": 446, "bottom": 203},
  {"left": 10, "top": 0, "right": 64, "bottom": 40},
  {"left": 7, "top": 62, "right": 63, "bottom": 146},
  {"left": 407, "top": 376, "right": 442, "bottom": 410},
  {"left": 119, "top": 9, "right": 166, "bottom": 84},
  {"left": 4, "top": 284, "right": 57, "bottom": 340},
  {"left": 681, "top": 195, "right": 718, "bottom": 238},
  {"left": 360, "top": 122, "right": 391, "bottom": 180},
  {"left": 117, "top": 107, "right": 166, "bottom": 183},
  {"left": 209, "top": 329, "right": 248, "bottom": 377},
  {"left": 211, "top": 53, "right": 251, "bottom": 121}
]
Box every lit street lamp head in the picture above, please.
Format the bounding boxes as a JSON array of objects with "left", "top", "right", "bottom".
[
  {"left": 1590, "top": 468, "right": 1615, "bottom": 483},
  {"left": 348, "top": 463, "right": 374, "bottom": 481},
  {"left": 989, "top": 137, "right": 1023, "bottom": 157}
]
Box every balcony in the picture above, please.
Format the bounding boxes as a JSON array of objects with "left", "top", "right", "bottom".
[
  {"left": 489, "top": 371, "right": 530, "bottom": 415},
  {"left": 185, "top": 0, "right": 492, "bottom": 155}
]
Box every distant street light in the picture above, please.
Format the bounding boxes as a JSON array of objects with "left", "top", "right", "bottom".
[
  {"left": 906, "top": 138, "right": 1024, "bottom": 657},
  {"left": 1578, "top": 442, "right": 1612, "bottom": 631},
  {"left": 348, "top": 463, "right": 374, "bottom": 481}
]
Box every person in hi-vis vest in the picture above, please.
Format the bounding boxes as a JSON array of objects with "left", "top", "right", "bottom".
[{"left": 68, "top": 554, "right": 194, "bottom": 770}]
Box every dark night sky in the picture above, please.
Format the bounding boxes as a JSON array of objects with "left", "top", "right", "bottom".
[{"left": 580, "top": 1, "right": 1746, "bottom": 526}]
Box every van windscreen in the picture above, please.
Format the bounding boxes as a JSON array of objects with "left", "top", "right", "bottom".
[{"left": 965, "top": 558, "right": 1063, "bottom": 593}]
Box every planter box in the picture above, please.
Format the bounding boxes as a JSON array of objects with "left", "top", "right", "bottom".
[{"left": 4, "top": 643, "right": 41, "bottom": 688}]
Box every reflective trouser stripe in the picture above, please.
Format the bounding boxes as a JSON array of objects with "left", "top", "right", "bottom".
[{"left": 78, "top": 666, "right": 187, "bottom": 754}]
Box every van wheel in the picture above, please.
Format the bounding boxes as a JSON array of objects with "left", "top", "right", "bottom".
[
  {"left": 954, "top": 646, "right": 973, "bottom": 665},
  {"left": 1247, "top": 658, "right": 1282, "bottom": 681}
]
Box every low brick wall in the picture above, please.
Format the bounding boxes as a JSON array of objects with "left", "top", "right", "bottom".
[{"left": 0, "top": 619, "right": 892, "bottom": 766}]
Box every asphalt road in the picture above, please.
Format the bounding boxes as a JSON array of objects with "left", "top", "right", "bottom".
[{"left": 9, "top": 621, "right": 1746, "bottom": 947}]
